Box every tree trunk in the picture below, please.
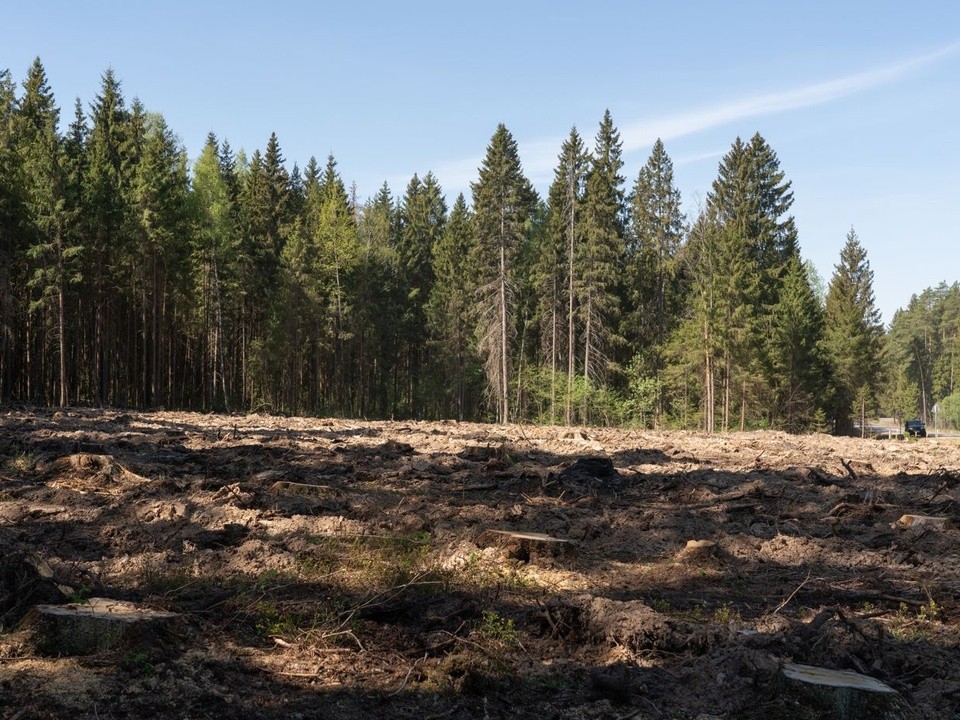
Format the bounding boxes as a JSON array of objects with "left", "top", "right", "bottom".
[{"left": 499, "top": 216, "right": 509, "bottom": 424}]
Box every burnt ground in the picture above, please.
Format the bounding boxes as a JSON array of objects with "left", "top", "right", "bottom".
[{"left": 1, "top": 408, "right": 959, "bottom": 719}]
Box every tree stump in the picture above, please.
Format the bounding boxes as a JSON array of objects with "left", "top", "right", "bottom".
[
  {"left": 34, "top": 598, "right": 180, "bottom": 656},
  {"left": 779, "top": 662, "right": 906, "bottom": 720},
  {"left": 675, "top": 539, "right": 718, "bottom": 563},
  {"left": 893, "top": 514, "right": 950, "bottom": 530},
  {"left": 480, "top": 529, "right": 575, "bottom": 562}
]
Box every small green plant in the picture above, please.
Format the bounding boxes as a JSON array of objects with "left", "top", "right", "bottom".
[
  {"left": 477, "top": 610, "right": 519, "bottom": 646},
  {"left": 121, "top": 651, "right": 156, "bottom": 676},
  {"left": 918, "top": 598, "right": 940, "bottom": 622},
  {"left": 713, "top": 603, "right": 740, "bottom": 625},
  {"left": 68, "top": 586, "right": 92, "bottom": 604},
  {"left": 4, "top": 451, "right": 34, "bottom": 475},
  {"left": 651, "top": 598, "right": 672, "bottom": 614}
]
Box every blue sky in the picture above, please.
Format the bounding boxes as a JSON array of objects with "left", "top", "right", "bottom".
[{"left": 7, "top": 1, "right": 959, "bottom": 325}]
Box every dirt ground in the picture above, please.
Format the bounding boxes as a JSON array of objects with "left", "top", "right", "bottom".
[{"left": 2, "top": 407, "right": 959, "bottom": 719}]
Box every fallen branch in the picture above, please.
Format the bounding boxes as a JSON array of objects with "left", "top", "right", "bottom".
[
  {"left": 840, "top": 459, "right": 858, "bottom": 481},
  {"left": 388, "top": 652, "right": 428, "bottom": 696},
  {"left": 772, "top": 567, "right": 812, "bottom": 615}
]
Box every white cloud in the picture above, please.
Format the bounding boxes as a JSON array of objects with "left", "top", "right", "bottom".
[
  {"left": 414, "top": 42, "right": 960, "bottom": 200},
  {"left": 427, "top": 41, "right": 959, "bottom": 197},
  {"left": 618, "top": 41, "right": 960, "bottom": 153}
]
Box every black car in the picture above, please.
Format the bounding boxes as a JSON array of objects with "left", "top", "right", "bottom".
[{"left": 905, "top": 419, "right": 927, "bottom": 437}]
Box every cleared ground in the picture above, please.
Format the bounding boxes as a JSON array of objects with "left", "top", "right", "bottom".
[{"left": 1, "top": 408, "right": 959, "bottom": 719}]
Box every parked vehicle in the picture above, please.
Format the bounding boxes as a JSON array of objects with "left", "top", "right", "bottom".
[{"left": 905, "top": 419, "right": 927, "bottom": 438}]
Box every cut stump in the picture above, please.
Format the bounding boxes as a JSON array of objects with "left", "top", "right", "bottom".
[
  {"left": 893, "top": 514, "right": 950, "bottom": 530},
  {"left": 34, "top": 598, "right": 180, "bottom": 656},
  {"left": 480, "top": 529, "right": 575, "bottom": 562},
  {"left": 675, "top": 539, "right": 718, "bottom": 563},
  {"left": 779, "top": 662, "right": 906, "bottom": 720}
]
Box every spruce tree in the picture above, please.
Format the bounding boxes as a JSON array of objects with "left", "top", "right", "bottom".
[
  {"left": 18, "top": 59, "right": 82, "bottom": 405},
  {"left": 355, "top": 182, "right": 403, "bottom": 416},
  {"left": 768, "top": 253, "right": 826, "bottom": 431},
  {"left": 624, "top": 138, "right": 685, "bottom": 426},
  {"left": 83, "top": 67, "right": 129, "bottom": 404},
  {"left": 471, "top": 123, "right": 535, "bottom": 423},
  {"left": 398, "top": 172, "right": 446, "bottom": 417},
  {"left": 191, "top": 135, "right": 237, "bottom": 410},
  {"left": 129, "top": 112, "right": 189, "bottom": 406},
  {"left": 428, "top": 194, "right": 477, "bottom": 419},
  {"left": 821, "top": 227, "right": 883, "bottom": 434},
  {"left": 538, "top": 127, "right": 588, "bottom": 424},
  {"left": 0, "top": 68, "right": 21, "bottom": 400},
  {"left": 579, "top": 110, "right": 625, "bottom": 421}
]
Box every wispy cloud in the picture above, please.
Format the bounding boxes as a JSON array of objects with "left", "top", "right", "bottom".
[
  {"left": 426, "top": 41, "right": 959, "bottom": 194},
  {"left": 617, "top": 41, "right": 960, "bottom": 153}
]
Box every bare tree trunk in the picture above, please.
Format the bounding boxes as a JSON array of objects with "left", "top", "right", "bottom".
[
  {"left": 499, "top": 211, "right": 509, "bottom": 424},
  {"left": 704, "top": 343, "right": 714, "bottom": 434},
  {"left": 740, "top": 378, "right": 746, "bottom": 431},
  {"left": 566, "top": 187, "right": 576, "bottom": 426},
  {"left": 550, "top": 304, "right": 557, "bottom": 424},
  {"left": 56, "top": 238, "right": 68, "bottom": 407},
  {"left": 583, "top": 293, "right": 592, "bottom": 425}
]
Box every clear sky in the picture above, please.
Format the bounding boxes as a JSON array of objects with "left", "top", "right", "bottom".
[{"left": 7, "top": 1, "right": 959, "bottom": 326}]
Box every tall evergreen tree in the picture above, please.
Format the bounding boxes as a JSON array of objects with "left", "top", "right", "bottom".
[
  {"left": 83, "top": 67, "right": 129, "bottom": 403},
  {"left": 398, "top": 172, "right": 446, "bottom": 416},
  {"left": 18, "top": 58, "right": 81, "bottom": 405},
  {"left": 191, "top": 135, "right": 237, "bottom": 410},
  {"left": 578, "top": 110, "right": 624, "bottom": 420},
  {"left": 471, "top": 123, "right": 535, "bottom": 423},
  {"left": 623, "top": 138, "right": 685, "bottom": 425},
  {"left": 129, "top": 112, "right": 190, "bottom": 406},
  {"left": 703, "top": 134, "right": 801, "bottom": 428},
  {"left": 355, "top": 182, "right": 402, "bottom": 416},
  {"left": 821, "top": 227, "right": 883, "bottom": 434},
  {"left": 0, "top": 68, "right": 22, "bottom": 400},
  {"left": 768, "top": 254, "right": 826, "bottom": 431},
  {"left": 428, "top": 194, "right": 478, "bottom": 419},
  {"left": 538, "top": 127, "right": 588, "bottom": 424}
]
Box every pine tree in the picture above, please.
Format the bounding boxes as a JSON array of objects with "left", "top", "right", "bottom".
[
  {"left": 578, "top": 110, "right": 625, "bottom": 421},
  {"left": 471, "top": 124, "right": 535, "bottom": 423},
  {"left": 623, "top": 138, "right": 685, "bottom": 426},
  {"left": 821, "top": 228, "right": 884, "bottom": 434}
]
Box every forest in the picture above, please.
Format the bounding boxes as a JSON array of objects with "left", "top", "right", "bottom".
[{"left": 1, "top": 58, "right": 957, "bottom": 433}]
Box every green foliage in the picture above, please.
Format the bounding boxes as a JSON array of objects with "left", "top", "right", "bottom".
[
  {"left": 821, "top": 228, "right": 884, "bottom": 434},
  {"left": 477, "top": 610, "right": 519, "bottom": 646},
  {"left": 0, "top": 56, "right": 942, "bottom": 439},
  {"left": 471, "top": 123, "right": 536, "bottom": 423}
]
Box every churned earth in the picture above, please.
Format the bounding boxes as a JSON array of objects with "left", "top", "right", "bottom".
[{"left": 1, "top": 407, "right": 959, "bottom": 719}]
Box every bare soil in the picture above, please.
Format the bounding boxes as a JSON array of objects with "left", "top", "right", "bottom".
[{"left": 2, "top": 408, "right": 959, "bottom": 719}]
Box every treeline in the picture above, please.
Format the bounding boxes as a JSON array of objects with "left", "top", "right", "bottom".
[{"left": 0, "top": 59, "right": 940, "bottom": 432}]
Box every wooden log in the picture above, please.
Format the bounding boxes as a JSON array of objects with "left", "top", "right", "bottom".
[
  {"left": 779, "top": 663, "right": 906, "bottom": 720},
  {"left": 34, "top": 598, "right": 180, "bottom": 656}
]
